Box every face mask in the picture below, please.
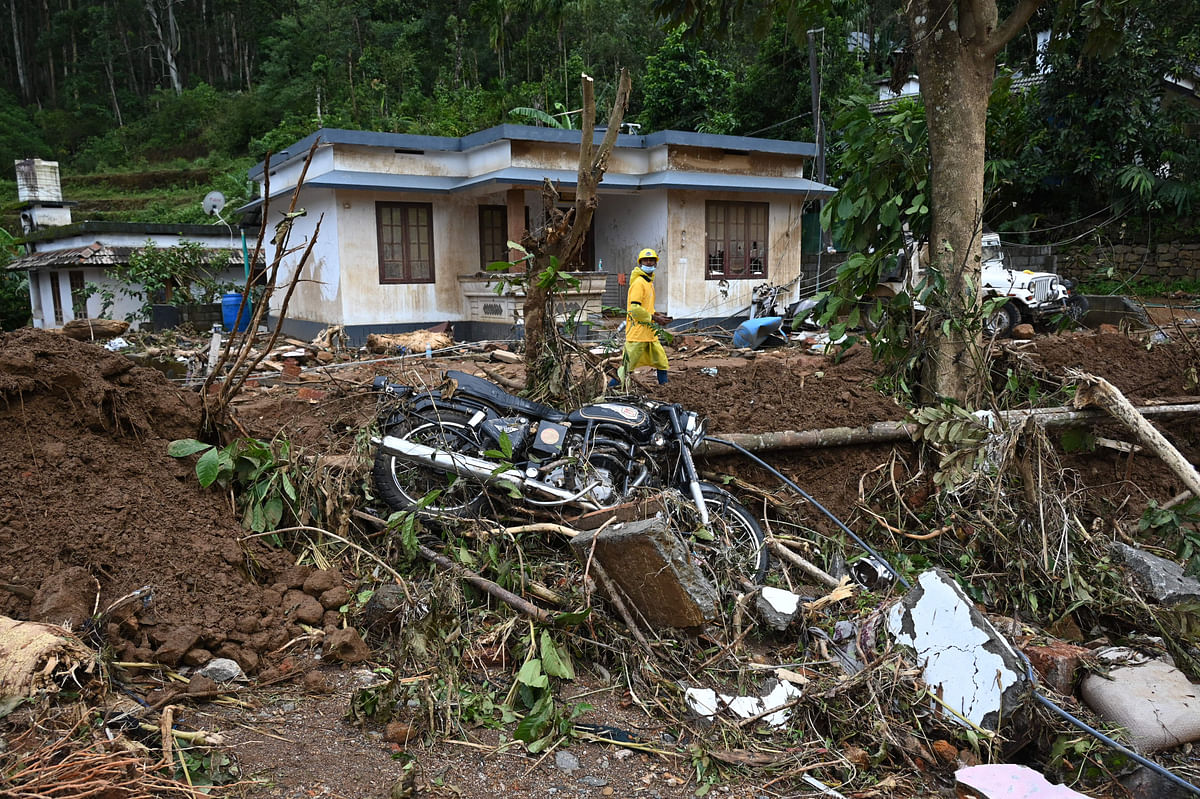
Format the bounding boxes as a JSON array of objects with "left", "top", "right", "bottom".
[{"left": 640, "top": 264, "right": 656, "bottom": 276}]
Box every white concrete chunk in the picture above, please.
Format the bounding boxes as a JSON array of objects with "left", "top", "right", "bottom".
[
  {"left": 887, "top": 569, "right": 1029, "bottom": 730},
  {"left": 684, "top": 679, "right": 803, "bottom": 728}
]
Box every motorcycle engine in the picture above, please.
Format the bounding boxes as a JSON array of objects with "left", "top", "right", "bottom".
[{"left": 480, "top": 416, "right": 531, "bottom": 455}]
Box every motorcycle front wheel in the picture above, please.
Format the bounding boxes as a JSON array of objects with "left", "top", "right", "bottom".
[
  {"left": 674, "top": 482, "right": 769, "bottom": 586},
  {"left": 371, "top": 411, "right": 485, "bottom": 518}
]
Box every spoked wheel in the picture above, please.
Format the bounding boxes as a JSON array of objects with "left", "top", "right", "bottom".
[
  {"left": 984, "top": 302, "right": 1019, "bottom": 338},
  {"left": 371, "top": 411, "right": 485, "bottom": 518},
  {"left": 670, "top": 482, "right": 769, "bottom": 587}
]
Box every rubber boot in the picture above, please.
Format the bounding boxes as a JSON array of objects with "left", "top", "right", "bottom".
[{"left": 657, "top": 369, "right": 669, "bottom": 385}]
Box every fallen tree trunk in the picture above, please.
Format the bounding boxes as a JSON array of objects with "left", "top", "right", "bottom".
[
  {"left": 60, "top": 318, "right": 129, "bottom": 340},
  {"left": 1070, "top": 373, "right": 1200, "bottom": 499},
  {"left": 696, "top": 400, "right": 1200, "bottom": 455}
]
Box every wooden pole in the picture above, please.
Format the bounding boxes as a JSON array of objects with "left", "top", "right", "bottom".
[{"left": 696, "top": 400, "right": 1200, "bottom": 455}]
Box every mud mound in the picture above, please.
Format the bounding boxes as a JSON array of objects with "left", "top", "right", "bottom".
[
  {"left": 1018, "top": 331, "right": 1198, "bottom": 399},
  {"left": 0, "top": 329, "right": 328, "bottom": 673},
  {"left": 647, "top": 346, "right": 901, "bottom": 433}
]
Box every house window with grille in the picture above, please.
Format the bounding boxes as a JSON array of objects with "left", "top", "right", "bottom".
[
  {"left": 49, "top": 272, "right": 64, "bottom": 325},
  {"left": 705, "top": 202, "right": 768, "bottom": 280},
  {"left": 69, "top": 271, "right": 87, "bottom": 319},
  {"left": 377, "top": 202, "right": 434, "bottom": 284},
  {"left": 479, "top": 206, "right": 509, "bottom": 269}
]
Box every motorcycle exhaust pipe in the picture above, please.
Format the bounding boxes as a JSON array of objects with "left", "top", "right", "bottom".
[{"left": 374, "top": 435, "right": 587, "bottom": 506}]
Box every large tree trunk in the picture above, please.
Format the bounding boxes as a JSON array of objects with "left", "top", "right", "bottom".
[
  {"left": 907, "top": 0, "right": 1042, "bottom": 404},
  {"left": 522, "top": 69, "right": 631, "bottom": 399}
]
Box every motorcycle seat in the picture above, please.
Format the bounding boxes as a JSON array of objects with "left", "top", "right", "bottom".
[{"left": 445, "top": 370, "right": 568, "bottom": 423}]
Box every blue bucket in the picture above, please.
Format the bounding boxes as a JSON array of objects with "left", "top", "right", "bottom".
[{"left": 221, "top": 292, "right": 251, "bottom": 332}]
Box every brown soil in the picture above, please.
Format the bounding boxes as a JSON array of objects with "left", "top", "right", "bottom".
[
  {"left": 3, "top": 326, "right": 1199, "bottom": 798},
  {"left": 0, "top": 329, "right": 320, "bottom": 674}
]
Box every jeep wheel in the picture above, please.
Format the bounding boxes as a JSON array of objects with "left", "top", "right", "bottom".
[{"left": 984, "top": 303, "right": 1020, "bottom": 338}]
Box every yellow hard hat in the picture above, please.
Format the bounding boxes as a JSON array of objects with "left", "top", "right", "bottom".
[{"left": 638, "top": 248, "right": 659, "bottom": 262}]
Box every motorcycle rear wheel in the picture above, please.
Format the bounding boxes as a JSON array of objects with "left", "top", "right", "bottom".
[
  {"left": 675, "top": 483, "right": 769, "bottom": 586},
  {"left": 372, "top": 411, "right": 485, "bottom": 518}
]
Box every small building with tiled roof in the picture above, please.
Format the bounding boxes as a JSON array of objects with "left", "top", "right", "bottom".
[
  {"left": 244, "top": 124, "right": 836, "bottom": 341},
  {"left": 9, "top": 159, "right": 254, "bottom": 330}
]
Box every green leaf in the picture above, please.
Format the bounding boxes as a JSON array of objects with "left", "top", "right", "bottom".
[
  {"left": 264, "top": 495, "right": 284, "bottom": 528},
  {"left": 513, "top": 692, "right": 555, "bottom": 743},
  {"left": 168, "top": 438, "right": 212, "bottom": 457},
  {"left": 281, "top": 472, "right": 297, "bottom": 502},
  {"left": 516, "top": 658, "right": 548, "bottom": 688},
  {"left": 539, "top": 631, "right": 575, "bottom": 680},
  {"left": 195, "top": 448, "right": 221, "bottom": 487}
]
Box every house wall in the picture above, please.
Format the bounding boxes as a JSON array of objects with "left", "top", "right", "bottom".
[
  {"left": 267, "top": 188, "right": 341, "bottom": 324},
  {"left": 663, "top": 191, "right": 807, "bottom": 321},
  {"left": 592, "top": 193, "right": 667, "bottom": 312}
]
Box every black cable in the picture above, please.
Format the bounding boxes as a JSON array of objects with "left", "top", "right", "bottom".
[
  {"left": 703, "top": 435, "right": 910, "bottom": 589},
  {"left": 706, "top": 433, "right": 1200, "bottom": 795}
]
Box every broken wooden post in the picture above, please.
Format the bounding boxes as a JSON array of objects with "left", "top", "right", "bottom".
[{"left": 1069, "top": 371, "right": 1200, "bottom": 499}]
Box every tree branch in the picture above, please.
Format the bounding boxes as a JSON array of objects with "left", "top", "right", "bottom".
[{"left": 984, "top": 0, "right": 1044, "bottom": 58}]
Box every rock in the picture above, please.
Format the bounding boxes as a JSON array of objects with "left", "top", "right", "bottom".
[
  {"left": 182, "top": 648, "right": 214, "bottom": 667},
  {"left": 568, "top": 512, "right": 718, "bottom": 629},
  {"left": 554, "top": 749, "right": 581, "bottom": 774},
  {"left": 152, "top": 626, "right": 202, "bottom": 667},
  {"left": 319, "top": 585, "right": 351, "bottom": 610},
  {"left": 956, "top": 764, "right": 1088, "bottom": 797},
  {"left": 579, "top": 776, "right": 609, "bottom": 787},
  {"left": 384, "top": 720, "right": 419, "bottom": 744},
  {"left": 187, "top": 674, "right": 218, "bottom": 695},
  {"left": 931, "top": 739, "right": 957, "bottom": 764},
  {"left": 756, "top": 587, "right": 802, "bottom": 631},
  {"left": 302, "top": 569, "right": 340, "bottom": 595},
  {"left": 30, "top": 566, "right": 95, "bottom": 630},
  {"left": 1011, "top": 323, "right": 1036, "bottom": 340},
  {"left": 1081, "top": 654, "right": 1200, "bottom": 752},
  {"left": 196, "top": 657, "right": 245, "bottom": 683},
  {"left": 282, "top": 590, "right": 325, "bottom": 625},
  {"left": 886, "top": 569, "right": 1030, "bottom": 731},
  {"left": 1020, "top": 640, "right": 1091, "bottom": 695},
  {"left": 322, "top": 627, "right": 370, "bottom": 663},
  {"left": 1114, "top": 543, "right": 1200, "bottom": 605},
  {"left": 360, "top": 584, "right": 411, "bottom": 629},
  {"left": 1120, "top": 765, "right": 1195, "bottom": 799}
]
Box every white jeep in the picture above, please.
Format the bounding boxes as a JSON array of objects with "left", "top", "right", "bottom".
[{"left": 876, "top": 232, "right": 1087, "bottom": 337}]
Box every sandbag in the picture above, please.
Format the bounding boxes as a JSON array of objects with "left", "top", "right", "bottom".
[
  {"left": 1081, "top": 656, "right": 1200, "bottom": 752},
  {"left": 0, "top": 616, "right": 98, "bottom": 701}
]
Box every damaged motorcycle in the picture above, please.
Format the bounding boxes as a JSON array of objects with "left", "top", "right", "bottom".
[{"left": 370, "top": 370, "right": 769, "bottom": 585}]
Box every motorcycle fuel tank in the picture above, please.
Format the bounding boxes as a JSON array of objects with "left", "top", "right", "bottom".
[{"left": 567, "top": 403, "right": 654, "bottom": 440}]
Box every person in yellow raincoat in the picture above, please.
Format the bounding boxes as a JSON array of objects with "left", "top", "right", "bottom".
[{"left": 610, "top": 248, "right": 672, "bottom": 387}]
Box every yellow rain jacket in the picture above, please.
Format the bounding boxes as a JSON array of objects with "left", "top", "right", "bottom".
[{"left": 625, "top": 266, "right": 657, "bottom": 343}]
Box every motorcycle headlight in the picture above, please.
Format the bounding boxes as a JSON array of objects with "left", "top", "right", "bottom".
[{"left": 683, "top": 412, "right": 707, "bottom": 448}]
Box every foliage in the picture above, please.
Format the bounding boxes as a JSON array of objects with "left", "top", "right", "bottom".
[
  {"left": 103, "top": 239, "right": 239, "bottom": 322},
  {"left": 1139, "top": 498, "right": 1200, "bottom": 577},
  {"left": 509, "top": 626, "right": 588, "bottom": 753},
  {"left": 0, "top": 229, "right": 30, "bottom": 330},
  {"left": 639, "top": 27, "right": 735, "bottom": 133},
  {"left": 168, "top": 437, "right": 301, "bottom": 533}
]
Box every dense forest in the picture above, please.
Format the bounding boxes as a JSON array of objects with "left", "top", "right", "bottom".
[{"left": 0, "top": 0, "right": 1197, "bottom": 254}]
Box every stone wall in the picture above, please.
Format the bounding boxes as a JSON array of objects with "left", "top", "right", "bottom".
[{"left": 799, "top": 241, "right": 1200, "bottom": 290}]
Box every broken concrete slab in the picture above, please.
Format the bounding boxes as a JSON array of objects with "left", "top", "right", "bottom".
[
  {"left": 1081, "top": 654, "right": 1200, "bottom": 752},
  {"left": 955, "top": 764, "right": 1088, "bottom": 798},
  {"left": 886, "top": 569, "right": 1030, "bottom": 730},
  {"left": 1114, "top": 543, "right": 1200, "bottom": 605},
  {"left": 757, "top": 586, "right": 802, "bottom": 631},
  {"left": 684, "top": 679, "right": 803, "bottom": 728},
  {"left": 569, "top": 515, "right": 718, "bottom": 628}
]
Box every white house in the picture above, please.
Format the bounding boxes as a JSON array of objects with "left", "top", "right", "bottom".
[
  {"left": 244, "top": 125, "right": 836, "bottom": 342},
  {"left": 7, "top": 158, "right": 252, "bottom": 330}
]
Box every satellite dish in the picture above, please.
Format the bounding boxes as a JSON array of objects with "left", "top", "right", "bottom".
[{"left": 203, "top": 191, "right": 227, "bottom": 216}]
